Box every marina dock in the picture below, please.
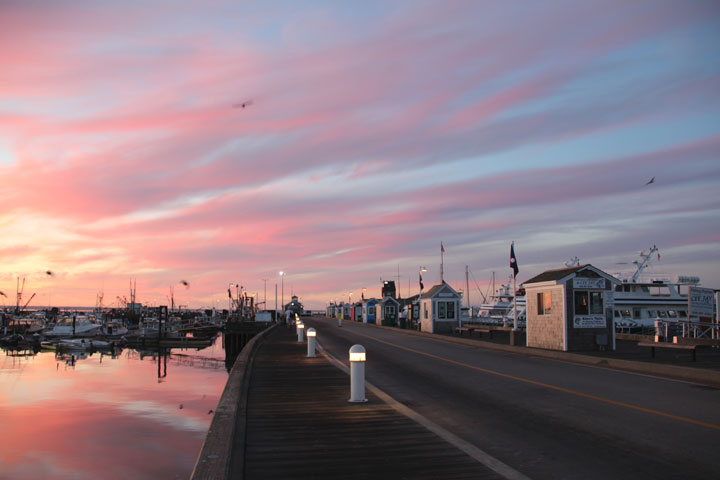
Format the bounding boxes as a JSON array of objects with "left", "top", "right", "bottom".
[{"left": 193, "top": 325, "right": 506, "bottom": 479}]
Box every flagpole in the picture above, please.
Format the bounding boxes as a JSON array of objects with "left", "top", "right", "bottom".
[
  {"left": 440, "top": 242, "right": 444, "bottom": 283},
  {"left": 513, "top": 272, "right": 518, "bottom": 331}
]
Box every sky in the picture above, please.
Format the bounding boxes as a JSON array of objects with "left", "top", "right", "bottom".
[{"left": 1, "top": 0, "right": 719, "bottom": 310}]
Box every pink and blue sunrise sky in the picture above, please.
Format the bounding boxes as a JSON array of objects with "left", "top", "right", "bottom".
[{"left": 1, "top": 0, "right": 719, "bottom": 310}]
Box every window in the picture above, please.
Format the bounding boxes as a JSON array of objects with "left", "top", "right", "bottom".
[
  {"left": 385, "top": 305, "right": 395, "bottom": 316},
  {"left": 537, "top": 292, "right": 552, "bottom": 315},
  {"left": 438, "top": 302, "right": 446, "bottom": 319},
  {"left": 632, "top": 308, "right": 641, "bottom": 319},
  {"left": 424, "top": 304, "right": 428, "bottom": 319},
  {"left": 648, "top": 310, "right": 656, "bottom": 318},
  {"left": 574, "top": 291, "right": 589, "bottom": 315},
  {"left": 590, "top": 292, "right": 603, "bottom": 314},
  {"left": 668, "top": 310, "right": 677, "bottom": 318},
  {"left": 574, "top": 291, "right": 604, "bottom": 315},
  {"left": 368, "top": 306, "right": 375, "bottom": 315},
  {"left": 446, "top": 302, "right": 455, "bottom": 319},
  {"left": 657, "top": 310, "right": 667, "bottom": 318},
  {"left": 678, "top": 310, "right": 687, "bottom": 318},
  {"left": 413, "top": 305, "right": 419, "bottom": 318}
]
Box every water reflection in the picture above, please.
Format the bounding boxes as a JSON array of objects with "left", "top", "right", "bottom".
[{"left": 0, "top": 334, "right": 228, "bottom": 480}]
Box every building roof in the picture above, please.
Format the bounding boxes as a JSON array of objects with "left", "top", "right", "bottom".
[
  {"left": 523, "top": 265, "right": 586, "bottom": 284},
  {"left": 523, "top": 264, "right": 620, "bottom": 286},
  {"left": 421, "top": 282, "right": 460, "bottom": 299}
]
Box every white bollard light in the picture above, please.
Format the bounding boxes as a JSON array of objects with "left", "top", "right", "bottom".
[
  {"left": 297, "top": 322, "right": 305, "bottom": 342},
  {"left": 338, "top": 315, "right": 343, "bottom": 327},
  {"left": 307, "top": 328, "right": 317, "bottom": 357},
  {"left": 348, "top": 344, "right": 367, "bottom": 403}
]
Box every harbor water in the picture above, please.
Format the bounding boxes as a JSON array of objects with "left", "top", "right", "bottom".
[{"left": 0, "top": 335, "right": 229, "bottom": 480}]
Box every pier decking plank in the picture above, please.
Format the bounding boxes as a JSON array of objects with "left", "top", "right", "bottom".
[{"left": 240, "top": 328, "right": 503, "bottom": 479}]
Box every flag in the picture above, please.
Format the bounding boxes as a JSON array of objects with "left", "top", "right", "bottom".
[
  {"left": 657, "top": 253, "right": 661, "bottom": 262},
  {"left": 419, "top": 271, "right": 424, "bottom": 291},
  {"left": 361, "top": 291, "right": 365, "bottom": 301},
  {"left": 441, "top": 242, "right": 445, "bottom": 253},
  {"left": 228, "top": 288, "right": 232, "bottom": 299},
  {"left": 510, "top": 242, "right": 519, "bottom": 278}
]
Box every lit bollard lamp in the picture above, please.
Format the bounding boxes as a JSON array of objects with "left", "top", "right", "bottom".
[
  {"left": 306, "top": 328, "right": 316, "bottom": 357},
  {"left": 348, "top": 344, "right": 367, "bottom": 403},
  {"left": 338, "top": 315, "right": 342, "bottom": 327},
  {"left": 297, "top": 322, "right": 305, "bottom": 343}
]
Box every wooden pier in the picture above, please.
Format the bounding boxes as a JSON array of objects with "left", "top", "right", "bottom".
[{"left": 208, "top": 326, "right": 503, "bottom": 479}]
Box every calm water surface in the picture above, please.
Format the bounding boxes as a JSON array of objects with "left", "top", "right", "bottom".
[{"left": 0, "top": 336, "right": 229, "bottom": 480}]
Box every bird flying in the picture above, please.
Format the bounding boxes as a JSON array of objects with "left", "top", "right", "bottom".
[
  {"left": 645, "top": 176, "right": 655, "bottom": 185},
  {"left": 233, "top": 100, "right": 253, "bottom": 108},
  {"left": 180, "top": 280, "right": 189, "bottom": 288}
]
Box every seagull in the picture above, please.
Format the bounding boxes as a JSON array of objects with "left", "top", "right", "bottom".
[
  {"left": 645, "top": 176, "right": 655, "bottom": 186},
  {"left": 208, "top": 409, "right": 214, "bottom": 415},
  {"left": 180, "top": 280, "right": 189, "bottom": 288},
  {"left": 233, "top": 100, "right": 253, "bottom": 108},
  {"left": 179, "top": 404, "right": 184, "bottom": 409}
]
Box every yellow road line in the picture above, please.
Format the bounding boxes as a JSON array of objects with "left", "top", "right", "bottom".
[{"left": 349, "top": 329, "right": 720, "bottom": 431}]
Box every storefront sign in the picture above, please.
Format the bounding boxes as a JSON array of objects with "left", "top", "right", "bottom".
[
  {"left": 573, "top": 278, "right": 606, "bottom": 289},
  {"left": 573, "top": 315, "right": 606, "bottom": 328},
  {"left": 689, "top": 287, "right": 715, "bottom": 318}
]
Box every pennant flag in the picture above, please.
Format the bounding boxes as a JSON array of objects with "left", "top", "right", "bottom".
[
  {"left": 510, "top": 242, "right": 519, "bottom": 278},
  {"left": 657, "top": 253, "right": 661, "bottom": 262},
  {"left": 361, "top": 291, "right": 365, "bottom": 301},
  {"left": 228, "top": 288, "right": 232, "bottom": 298},
  {"left": 441, "top": 242, "right": 445, "bottom": 253},
  {"left": 419, "top": 272, "right": 424, "bottom": 291}
]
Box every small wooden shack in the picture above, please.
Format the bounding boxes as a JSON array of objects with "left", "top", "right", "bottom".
[
  {"left": 419, "top": 282, "right": 461, "bottom": 334},
  {"left": 523, "top": 264, "right": 619, "bottom": 351}
]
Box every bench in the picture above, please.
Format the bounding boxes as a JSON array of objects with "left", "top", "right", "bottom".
[
  {"left": 455, "top": 327, "right": 475, "bottom": 336},
  {"left": 636, "top": 341, "right": 697, "bottom": 362},
  {"left": 454, "top": 326, "right": 493, "bottom": 339}
]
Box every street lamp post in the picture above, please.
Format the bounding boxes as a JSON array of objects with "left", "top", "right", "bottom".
[
  {"left": 279, "top": 271, "right": 285, "bottom": 316},
  {"left": 418, "top": 266, "right": 427, "bottom": 331}
]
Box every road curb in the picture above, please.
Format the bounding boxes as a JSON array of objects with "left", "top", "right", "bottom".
[{"left": 329, "top": 318, "right": 720, "bottom": 388}]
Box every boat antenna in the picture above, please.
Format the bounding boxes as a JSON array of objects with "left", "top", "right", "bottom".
[{"left": 631, "top": 245, "right": 659, "bottom": 283}]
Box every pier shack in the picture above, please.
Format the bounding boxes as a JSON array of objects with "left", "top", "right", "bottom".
[
  {"left": 523, "top": 264, "right": 619, "bottom": 351},
  {"left": 362, "top": 298, "right": 378, "bottom": 324},
  {"left": 420, "top": 282, "right": 461, "bottom": 334},
  {"left": 378, "top": 296, "right": 400, "bottom": 327}
]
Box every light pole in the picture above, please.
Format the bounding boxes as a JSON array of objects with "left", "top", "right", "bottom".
[
  {"left": 262, "top": 278, "right": 268, "bottom": 310},
  {"left": 279, "top": 271, "right": 285, "bottom": 315},
  {"left": 418, "top": 266, "right": 427, "bottom": 330}
]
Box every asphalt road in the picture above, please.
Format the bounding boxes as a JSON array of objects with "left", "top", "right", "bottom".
[{"left": 302, "top": 316, "right": 720, "bottom": 480}]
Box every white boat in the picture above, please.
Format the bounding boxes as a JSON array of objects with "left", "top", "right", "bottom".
[
  {"left": 57, "top": 338, "right": 113, "bottom": 350},
  {"left": 45, "top": 315, "right": 101, "bottom": 338},
  {"left": 611, "top": 246, "right": 700, "bottom": 330},
  {"left": 476, "top": 278, "right": 526, "bottom": 327},
  {"left": 100, "top": 320, "right": 128, "bottom": 337}
]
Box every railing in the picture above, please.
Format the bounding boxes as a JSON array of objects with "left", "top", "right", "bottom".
[{"left": 653, "top": 319, "right": 719, "bottom": 340}]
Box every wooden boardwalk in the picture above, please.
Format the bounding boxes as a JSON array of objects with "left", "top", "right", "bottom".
[{"left": 237, "top": 327, "right": 504, "bottom": 479}]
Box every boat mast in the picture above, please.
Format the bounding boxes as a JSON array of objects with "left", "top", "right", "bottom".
[{"left": 465, "top": 265, "right": 470, "bottom": 313}]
